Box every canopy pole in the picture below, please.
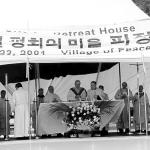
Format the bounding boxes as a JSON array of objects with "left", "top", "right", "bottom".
[
  {"left": 141, "top": 57, "right": 148, "bottom": 136},
  {"left": 34, "top": 63, "right": 40, "bottom": 138},
  {"left": 127, "top": 85, "right": 132, "bottom": 135},
  {"left": 26, "top": 59, "right": 32, "bottom": 140},
  {"left": 143, "top": 80, "right": 148, "bottom": 135},
  {"left": 5, "top": 73, "right": 9, "bottom": 140},
  {"left": 118, "top": 63, "right": 122, "bottom": 90},
  {"left": 137, "top": 63, "right": 141, "bottom": 134},
  {"left": 36, "top": 63, "right": 40, "bottom": 89},
  {"left": 130, "top": 63, "right": 143, "bottom": 135},
  {"left": 34, "top": 63, "right": 40, "bottom": 96},
  {"left": 34, "top": 64, "right": 38, "bottom": 137},
  {"left": 34, "top": 64, "right": 38, "bottom": 100},
  {"left": 96, "top": 63, "right": 101, "bottom": 87}
]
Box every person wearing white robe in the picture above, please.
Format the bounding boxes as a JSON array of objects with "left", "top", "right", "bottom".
[
  {"left": 44, "top": 85, "right": 63, "bottom": 137},
  {"left": 87, "top": 82, "right": 109, "bottom": 101},
  {"left": 67, "top": 80, "right": 87, "bottom": 102},
  {"left": 133, "top": 85, "right": 149, "bottom": 133},
  {"left": 98, "top": 85, "right": 109, "bottom": 101},
  {"left": 44, "top": 86, "right": 61, "bottom": 103},
  {"left": 12, "top": 83, "right": 29, "bottom": 138},
  {"left": 87, "top": 81, "right": 97, "bottom": 101},
  {"left": 115, "top": 82, "right": 133, "bottom": 135}
]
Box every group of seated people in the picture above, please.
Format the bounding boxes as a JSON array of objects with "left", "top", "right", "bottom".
[
  {"left": 67, "top": 80, "right": 109, "bottom": 102},
  {"left": 36, "top": 80, "right": 109, "bottom": 104}
]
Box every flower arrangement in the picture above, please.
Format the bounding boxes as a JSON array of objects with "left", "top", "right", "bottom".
[
  {"left": 49, "top": 100, "right": 113, "bottom": 136},
  {"left": 64, "top": 103, "right": 101, "bottom": 131}
]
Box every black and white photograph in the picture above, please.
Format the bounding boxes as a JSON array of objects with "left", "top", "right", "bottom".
[{"left": 0, "top": 0, "right": 150, "bottom": 150}]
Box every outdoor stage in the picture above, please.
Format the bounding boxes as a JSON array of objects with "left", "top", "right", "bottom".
[{"left": 0, "top": 135, "right": 150, "bottom": 150}]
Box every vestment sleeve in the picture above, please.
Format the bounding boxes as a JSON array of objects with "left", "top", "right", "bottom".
[
  {"left": 67, "top": 89, "right": 75, "bottom": 101},
  {"left": 145, "top": 93, "right": 149, "bottom": 104},
  {"left": 114, "top": 89, "right": 121, "bottom": 100},
  {"left": 56, "top": 94, "right": 61, "bottom": 102},
  {"left": 12, "top": 92, "right": 16, "bottom": 112}
]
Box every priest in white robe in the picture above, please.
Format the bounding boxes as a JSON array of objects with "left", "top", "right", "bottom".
[
  {"left": 133, "top": 85, "right": 149, "bottom": 133},
  {"left": 67, "top": 80, "right": 87, "bottom": 102},
  {"left": 115, "top": 82, "right": 133, "bottom": 135},
  {"left": 87, "top": 81, "right": 97, "bottom": 101},
  {"left": 87, "top": 82, "right": 109, "bottom": 101},
  {"left": 12, "top": 83, "right": 29, "bottom": 138}
]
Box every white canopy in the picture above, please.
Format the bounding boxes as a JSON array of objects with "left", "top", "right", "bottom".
[
  {"left": 0, "top": 0, "right": 149, "bottom": 64},
  {"left": 0, "top": 0, "right": 148, "bottom": 30}
]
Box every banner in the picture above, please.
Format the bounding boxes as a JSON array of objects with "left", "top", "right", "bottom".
[{"left": 1, "top": 19, "right": 150, "bottom": 62}]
